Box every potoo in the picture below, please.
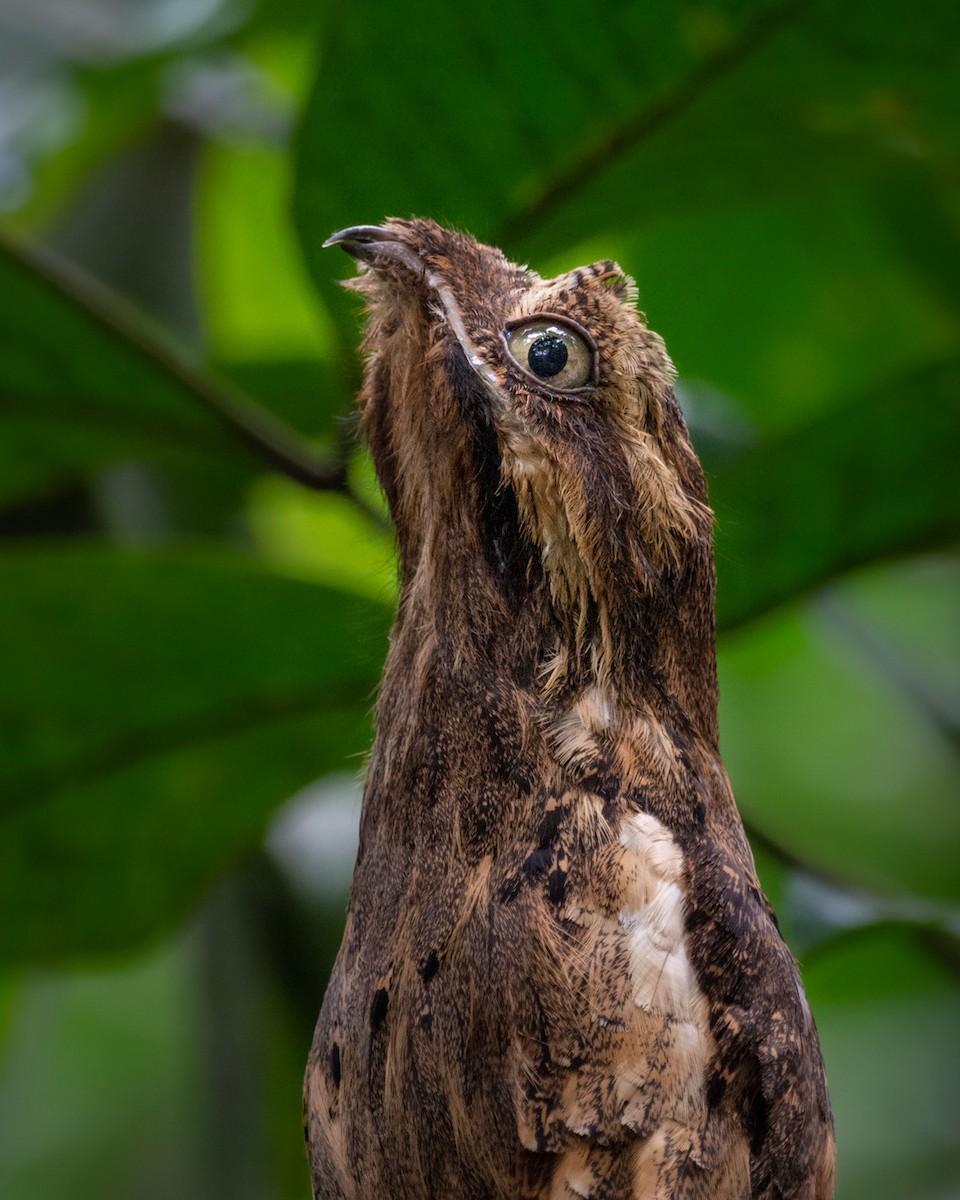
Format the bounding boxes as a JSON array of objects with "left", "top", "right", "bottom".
[{"left": 304, "top": 220, "right": 834, "bottom": 1200}]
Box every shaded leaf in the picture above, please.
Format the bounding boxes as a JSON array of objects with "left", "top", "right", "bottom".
[
  {"left": 712, "top": 354, "right": 960, "bottom": 632},
  {"left": 825, "top": 555, "right": 960, "bottom": 733},
  {"left": 803, "top": 924, "right": 960, "bottom": 1200},
  {"left": 0, "top": 545, "right": 390, "bottom": 961},
  {"left": 623, "top": 183, "right": 957, "bottom": 435},
  {"left": 0, "top": 233, "right": 339, "bottom": 510},
  {"left": 719, "top": 597, "right": 960, "bottom": 904},
  {"left": 294, "top": 0, "right": 960, "bottom": 291},
  {"left": 220, "top": 357, "right": 348, "bottom": 446},
  {"left": 870, "top": 160, "right": 960, "bottom": 320},
  {"left": 293, "top": 0, "right": 781, "bottom": 341}
]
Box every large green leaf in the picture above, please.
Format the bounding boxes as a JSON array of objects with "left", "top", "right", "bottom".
[
  {"left": 719, "top": 591, "right": 960, "bottom": 904},
  {"left": 0, "top": 854, "right": 339, "bottom": 1200},
  {"left": 712, "top": 354, "right": 960, "bottom": 632},
  {"left": 803, "top": 925, "right": 960, "bottom": 1199},
  {"left": 0, "top": 545, "right": 390, "bottom": 962},
  {"left": 294, "top": 0, "right": 960, "bottom": 287},
  {"left": 0, "top": 234, "right": 337, "bottom": 510},
  {"left": 613, "top": 182, "right": 958, "bottom": 436},
  {"left": 198, "top": 138, "right": 337, "bottom": 367}
]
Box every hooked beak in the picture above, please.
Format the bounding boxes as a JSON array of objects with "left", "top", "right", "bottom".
[
  {"left": 325, "top": 222, "right": 503, "bottom": 398},
  {"left": 324, "top": 224, "right": 425, "bottom": 277}
]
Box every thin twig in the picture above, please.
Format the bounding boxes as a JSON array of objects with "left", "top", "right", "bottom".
[{"left": 0, "top": 229, "right": 345, "bottom": 492}]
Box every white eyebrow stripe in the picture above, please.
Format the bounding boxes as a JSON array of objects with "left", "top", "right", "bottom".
[{"left": 427, "top": 272, "right": 508, "bottom": 409}]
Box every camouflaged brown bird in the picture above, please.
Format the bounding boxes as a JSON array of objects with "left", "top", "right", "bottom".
[{"left": 304, "top": 219, "right": 835, "bottom": 1200}]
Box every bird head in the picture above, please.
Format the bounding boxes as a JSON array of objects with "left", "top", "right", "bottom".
[{"left": 328, "top": 219, "right": 716, "bottom": 719}]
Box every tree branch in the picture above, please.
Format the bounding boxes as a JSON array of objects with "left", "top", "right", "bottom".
[{"left": 0, "top": 229, "right": 345, "bottom": 492}]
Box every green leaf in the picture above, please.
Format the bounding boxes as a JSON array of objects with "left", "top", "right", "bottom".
[
  {"left": 620, "top": 182, "right": 958, "bottom": 435},
  {"left": 870, "top": 161, "right": 960, "bottom": 321},
  {"left": 0, "top": 856, "right": 341, "bottom": 1200},
  {"left": 220, "top": 357, "right": 349, "bottom": 446},
  {"left": 0, "top": 233, "right": 338, "bottom": 510},
  {"left": 712, "top": 354, "right": 960, "bottom": 632},
  {"left": 293, "top": 0, "right": 960, "bottom": 284},
  {"left": 0, "top": 545, "right": 390, "bottom": 962},
  {"left": 803, "top": 924, "right": 960, "bottom": 1199},
  {"left": 828, "top": 555, "right": 960, "bottom": 734},
  {"left": 198, "top": 139, "right": 337, "bottom": 364},
  {"left": 247, "top": 476, "right": 397, "bottom": 601},
  {"left": 290, "top": 0, "right": 960, "bottom": 636},
  {"left": 292, "top": 0, "right": 771, "bottom": 342},
  {"left": 719, "top": 587, "right": 960, "bottom": 904}
]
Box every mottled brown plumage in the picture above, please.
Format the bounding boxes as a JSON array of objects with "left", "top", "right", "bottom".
[{"left": 304, "top": 219, "right": 834, "bottom": 1200}]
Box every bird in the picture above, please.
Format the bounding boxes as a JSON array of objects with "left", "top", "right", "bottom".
[{"left": 303, "top": 219, "right": 835, "bottom": 1200}]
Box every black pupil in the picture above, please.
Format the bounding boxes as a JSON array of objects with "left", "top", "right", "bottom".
[{"left": 527, "top": 334, "right": 568, "bottom": 378}]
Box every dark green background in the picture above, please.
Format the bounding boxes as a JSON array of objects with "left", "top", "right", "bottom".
[{"left": 0, "top": 1, "right": 957, "bottom": 1196}]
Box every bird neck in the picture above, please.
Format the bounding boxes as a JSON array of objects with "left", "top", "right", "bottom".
[{"left": 391, "top": 514, "right": 720, "bottom": 751}]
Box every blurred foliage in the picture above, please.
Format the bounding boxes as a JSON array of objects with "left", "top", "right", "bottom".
[{"left": 0, "top": 0, "right": 957, "bottom": 1197}]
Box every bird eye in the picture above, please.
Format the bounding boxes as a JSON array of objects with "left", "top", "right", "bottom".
[{"left": 503, "top": 316, "right": 596, "bottom": 392}]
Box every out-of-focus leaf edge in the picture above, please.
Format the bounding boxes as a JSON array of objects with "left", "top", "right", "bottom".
[
  {"left": 713, "top": 353, "right": 960, "bottom": 634},
  {"left": 0, "top": 229, "right": 342, "bottom": 491}
]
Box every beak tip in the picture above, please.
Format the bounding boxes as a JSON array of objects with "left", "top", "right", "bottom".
[
  {"left": 322, "top": 223, "right": 424, "bottom": 278},
  {"left": 323, "top": 224, "right": 393, "bottom": 256}
]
